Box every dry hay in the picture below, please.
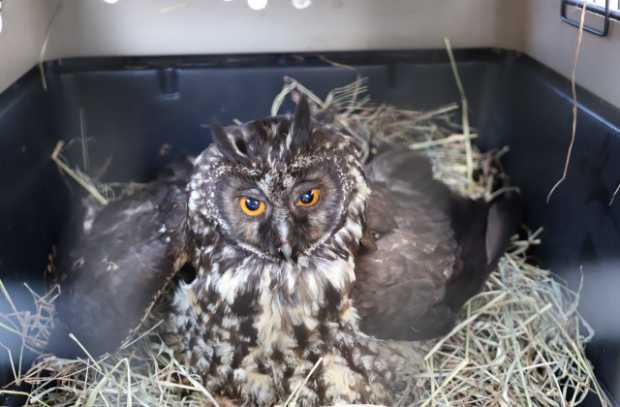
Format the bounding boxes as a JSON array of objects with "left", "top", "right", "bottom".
[
  {"left": 0, "top": 76, "right": 610, "bottom": 406},
  {"left": 413, "top": 235, "right": 601, "bottom": 407}
]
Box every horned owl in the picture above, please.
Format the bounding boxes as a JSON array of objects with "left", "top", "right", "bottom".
[{"left": 50, "top": 98, "right": 517, "bottom": 406}]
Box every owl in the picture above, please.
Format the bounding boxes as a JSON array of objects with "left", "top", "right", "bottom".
[{"left": 50, "top": 97, "right": 517, "bottom": 405}]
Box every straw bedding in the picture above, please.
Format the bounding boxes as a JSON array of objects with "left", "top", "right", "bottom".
[{"left": 0, "top": 77, "right": 610, "bottom": 406}]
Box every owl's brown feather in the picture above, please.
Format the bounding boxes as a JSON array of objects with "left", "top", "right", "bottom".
[
  {"left": 48, "top": 107, "right": 518, "bottom": 406},
  {"left": 353, "top": 149, "right": 518, "bottom": 340},
  {"left": 48, "top": 161, "right": 191, "bottom": 356}
]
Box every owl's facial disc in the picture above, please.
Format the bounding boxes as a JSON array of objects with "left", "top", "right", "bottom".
[
  {"left": 214, "top": 166, "right": 342, "bottom": 263},
  {"left": 194, "top": 96, "right": 360, "bottom": 262}
]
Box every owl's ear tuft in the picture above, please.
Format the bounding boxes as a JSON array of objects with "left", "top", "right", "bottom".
[
  {"left": 288, "top": 96, "right": 312, "bottom": 151},
  {"left": 211, "top": 124, "right": 250, "bottom": 164}
]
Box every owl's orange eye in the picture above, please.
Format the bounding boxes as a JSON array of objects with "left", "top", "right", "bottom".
[
  {"left": 240, "top": 197, "right": 266, "bottom": 217},
  {"left": 296, "top": 188, "right": 321, "bottom": 208}
]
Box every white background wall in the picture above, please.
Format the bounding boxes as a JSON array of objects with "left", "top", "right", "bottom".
[
  {"left": 0, "top": 0, "right": 60, "bottom": 93},
  {"left": 0, "top": 0, "right": 619, "bottom": 108},
  {"left": 523, "top": 0, "right": 620, "bottom": 110},
  {"left": 0, "top": 0, "right": 524, "bottom": 92},
  {"left": 42, "top": 0, "right": 525, "bottom": 58}
]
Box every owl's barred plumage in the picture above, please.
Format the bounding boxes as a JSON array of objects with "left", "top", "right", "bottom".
[
  {"left": 50, "top": 97, "right": 517, "bottom": 406},
  {"left": 163, "top": 99, "right": 398, "bottom": 404}
]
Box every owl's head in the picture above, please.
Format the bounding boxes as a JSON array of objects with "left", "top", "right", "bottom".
[{"left": 188, "top": 98, "right": 369, "bottom": 263}]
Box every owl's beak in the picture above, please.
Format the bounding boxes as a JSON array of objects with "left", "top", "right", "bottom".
[
  {"left": 279, "top": 243, "right": 293, "bottom": 262},
  {"left": 275, "top": 221, "right": 295, "bottom": 263}
]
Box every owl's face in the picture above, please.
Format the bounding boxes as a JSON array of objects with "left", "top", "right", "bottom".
[{"left": 189, "top": 99, "right": 365, "bottom": 263}]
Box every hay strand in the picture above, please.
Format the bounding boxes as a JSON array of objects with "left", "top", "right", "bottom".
[
  {"left": 609, "top": 181, "right": 620, "bottom": 206},
  {"left": 546, "top": 4, "right": 587, "bottom": 204},
  {"left": 282, "top": 357, "right": 323, "bottom": 407},
  {"left": 38, "top": 0, "right": 63, "bottom": 91},
  {"left": 444, "top": 37, "right": 474, "bottom": 189},
  {"left": 50, "top": 141, "right": 109, "bottom": 206}
]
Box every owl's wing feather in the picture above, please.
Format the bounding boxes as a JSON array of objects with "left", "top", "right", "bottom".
[
  {"left": 354, "top": 149, "right": 518, "bottom": 341},
  {"left": 48, "top": 163, "right": 191, "bottom": 357}
]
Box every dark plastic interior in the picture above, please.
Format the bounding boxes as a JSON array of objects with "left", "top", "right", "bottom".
[{"left": 0, "top": 49, "right": 619, "bottom": 406}]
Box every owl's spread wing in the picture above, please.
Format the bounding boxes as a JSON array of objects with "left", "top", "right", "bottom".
[
  {"left": 48, "top": 164, "right": 191, "bottom": 357},
  {"left": 353, "top": 150, "right": 518, "bottom": 341}
]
